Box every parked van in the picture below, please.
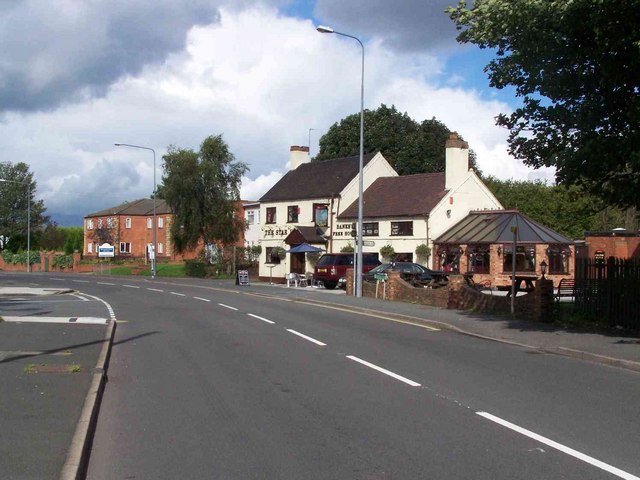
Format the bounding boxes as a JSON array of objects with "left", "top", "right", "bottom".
[{"left": 313, "top": 253, "right": 381, "bottom": 289}]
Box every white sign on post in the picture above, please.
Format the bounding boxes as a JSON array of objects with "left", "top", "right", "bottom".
[
  {"left": 148, "top": 244, "right": 155, "bottom": 260},
  {"left": 98, "top": 243, "right": 115, "bottom": 258}
]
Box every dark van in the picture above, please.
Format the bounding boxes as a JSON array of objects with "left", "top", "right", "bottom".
[{"left": 313, "top": 253, "right": 381, "bottom": 289}]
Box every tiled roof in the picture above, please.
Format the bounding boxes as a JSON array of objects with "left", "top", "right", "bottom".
[
  {"left": 284, "top": 226, "right": 327, "bottom": 245},
  {"left": 434, "top": 210, "right": 573, "bottom": 244},
  {"left": 259, "top": 152, "right": 378, "bottom": 202},
  {"left": 85, "top": 198, "right": 173, "bottom": 218},
  {"left": 338, "top": 173, "right": 447, "bottom": 219}
]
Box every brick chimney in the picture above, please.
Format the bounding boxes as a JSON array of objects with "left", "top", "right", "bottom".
[
  {"left": 445, "top": 132, "right": 469, "bottom": 190},
  {"left": 289, "top": 145, "right": 310, "bottom": 170}
]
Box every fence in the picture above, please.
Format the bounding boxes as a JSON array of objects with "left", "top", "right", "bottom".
[{"left": 574, "top": 257, "right": 640, "bottom": 331}]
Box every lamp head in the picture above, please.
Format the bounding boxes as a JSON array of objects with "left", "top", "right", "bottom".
[
  {"left": 114, "top": 143, "right": 122, "bottom": 146},
  {"left": 316, "top": 25, "right": 334, "bottom": 33}
]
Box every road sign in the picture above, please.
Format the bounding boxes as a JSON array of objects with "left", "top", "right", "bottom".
[
  {"left": 98, "top": 243, "right": 115, "bottom": 258},
  {"left": 362, "top": 240, "right": 375, "bottom": 247}
]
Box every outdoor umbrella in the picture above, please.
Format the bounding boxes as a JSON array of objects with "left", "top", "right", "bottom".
[{"left": 286, "top": 243, "right": 325, "bottom": 253}]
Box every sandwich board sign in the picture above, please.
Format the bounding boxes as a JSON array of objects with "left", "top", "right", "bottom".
[
  {"left": 236, "top": 270, "right": 250, "bottom": 286},
  {"left": 98, "top": 243, "right": 115, "bottom": 258}
]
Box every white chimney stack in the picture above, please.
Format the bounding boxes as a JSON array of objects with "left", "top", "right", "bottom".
[
  {"left": 289, "top": 145, "right": 310, "bottom": 170},
  {"left": 445, "top": 132, "right": 469, "bottom": 190}
]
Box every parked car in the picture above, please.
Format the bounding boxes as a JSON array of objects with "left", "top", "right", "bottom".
[
  {"left": 363, "top": 262, "right": 448, "bottom": 287},
  {"left": 313, "top": 253, "right": 381, "bottom": 290}
]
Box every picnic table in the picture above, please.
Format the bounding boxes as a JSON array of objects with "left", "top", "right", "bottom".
[{"left": 505, "top": 274, "right": 538, "bottom": 297}]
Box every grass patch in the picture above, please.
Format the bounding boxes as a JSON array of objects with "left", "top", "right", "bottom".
[
  {"left": 156, "top": 264, "right": 186, "bottom": 277},
  {"left": 24, "top": 363, "right": 37, "bottom": 374},
  {"left": 70, "top": 364, "right": 81, "bottom": 373},
  {"left": 108, "top": 266, "right": 133, "bottom": 275}
]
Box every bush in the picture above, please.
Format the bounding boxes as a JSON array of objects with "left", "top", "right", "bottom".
[
  {"left": 185, "top": 260, "right": 207, "bottom": 278},
  {"left": 52, "top": 254, "right": 74, "bottom": 269},
  {"left": 379, "top": 244, "right": 395, "bottom": 262},
  {"left": 341, "top": 243, "right": 354, "bottom": 253},
  {"left": 415, "top": 244, "right": 431, "bottom": 262}
]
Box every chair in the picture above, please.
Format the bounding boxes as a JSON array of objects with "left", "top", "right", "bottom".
[
  {"left": 297, "top": 274, "right": 308, "bottom": 287},
  {"left": 286, "top": 273, "right": 298, "bottom": 287}
]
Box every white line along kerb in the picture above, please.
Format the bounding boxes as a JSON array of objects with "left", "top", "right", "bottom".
[
  {"left": 286, "top": 329, "right": 326, "bottom": 346},
  {"left": 346, "top": 355, "right": 421, "bottom": 387},
  {"left": 477, "top": 412, "right": 640, "bottom": 480},
  {"left": 76, "top": 292, "right": 117, "bottom": 322}
]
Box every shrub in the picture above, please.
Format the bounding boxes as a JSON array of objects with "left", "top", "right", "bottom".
[
  {"left": 185, "top": 260, "right": 207, "bottom": 278},
  {"left": 379, "top": 244, "right": 396, "bottom": 262},
  {"left": 415, "top": 244, "right": 431, "bottom": 262},
  {"left": 52, "top": 254, "right": 74, "bottom": 269},
  {"left": 340, "top": 243, "right": 354, "bottom": 253}
]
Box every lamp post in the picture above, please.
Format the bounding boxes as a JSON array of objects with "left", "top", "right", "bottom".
[
  {"left": 0, "top": 178, "right": 31, "bottom": 273},
  {"left": 317, "top": 25, "right": 365, "bottom": 297},
  {"left": 115, "top": 143, "right": 157, "bottom": 279}
]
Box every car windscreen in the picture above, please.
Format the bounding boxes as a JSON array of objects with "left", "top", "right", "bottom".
[{"left": 316, "top": 255, "right": 337, "bottom": 267}]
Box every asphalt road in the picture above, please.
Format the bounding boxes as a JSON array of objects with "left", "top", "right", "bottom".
[{"left": 6, "top": 273, "right": 640, "bottom": 479}]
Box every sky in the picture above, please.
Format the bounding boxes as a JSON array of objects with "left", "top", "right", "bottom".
[{"left": 0, "top": 0, "right": 554, "bottom": 226}]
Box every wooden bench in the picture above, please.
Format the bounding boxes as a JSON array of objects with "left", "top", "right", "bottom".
[{"left": 555, "top": 278, "right": 575, "bottom": 302}]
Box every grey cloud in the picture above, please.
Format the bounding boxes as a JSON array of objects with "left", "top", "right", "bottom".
[
  {"left": 313, "top": 0, "right": 460, "bottom": 53},
  {"left": 0, "top": 0, "right": 220, "bottom": 113}
]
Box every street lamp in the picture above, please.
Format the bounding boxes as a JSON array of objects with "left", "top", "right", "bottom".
[
  {"left": 0, "top": 178, "right": 31, "bottom": 273},
  {"left": 317, "top": 25, "right": 365, "bottom": 297},
  {"left": 114, "top": 143, "right": 157, "bottom": 279}
]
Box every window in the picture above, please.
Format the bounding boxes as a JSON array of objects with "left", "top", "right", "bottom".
[
  {"left": 97, "top": 219, "right": 103, "bottom": 228},
  {"left": 266, "top": 207, "right": 276, "bottom": 224},
  {"left": 147, "top": 218, "right": 152, "bottom": 229},
  {"left": 158, "top": 243, "right": 164, "bottom": 254},
  {"left": 87, "top": 219, "right": 94, "bottom": 230},
  {"left": 158, "top": 217, "right": 164, "bottom": 229},
  {"left": 502, "top": 245, "right": 536, "bottom": 273},
  {"left": 438, "top": 246, "right": 463, "bottom": 273},
  {"left": 390, "top": 221, "right": 413, "bottom": 236},
  {"left": 467, "top": 245, "right": 490, "bottom": 274},
  {"left": 106, "top": 217, "right": 114, "bottom": 228},
  {"left": 119, "top": 242, "right": 131, "bottom": 254},
  {"left": 247, "top": 211, "right": 255, "bottom": 225},
  {"left": 363, "top": 222, "right": 379, "bottom": 236},
  {"left": 88, "top": 243, "right": 93, "bottom": 253},
  {"left": 266, "top": 247, "right": 281, "bottom": 264},
  {"left": 313, "top": 204, "right": 329, "bottom": 227},
  {"left": 287, "top": 205, "right": 299, "bottom": 223},
  {"left": 547, "top": 244, "right": 570, "bottom": 274},
  {"left": 395, "top": 252, "right": 413, "bottom": 262},
  {"left": 125, "top": 217, "right": 131, "bottom": 229}
]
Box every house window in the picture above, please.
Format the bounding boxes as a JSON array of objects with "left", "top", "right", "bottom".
[
  {"left": 547, "top": 244, "right": 570, "bottom": 274},
  {"left": 390, "top": 221, "right": 413, "bottom": 236},
  {"left": 106, "top": 217, "right": 114, "bottom": 228},
  {"left": 87, "top": 219, "right": 94, "bottom": 230},
  {"left": 266, "top": 247, "right": 281, "bottom": 264},
  {"left": 88, "top": 243, "right": 93, "bottom": 253},
  {"left": 97, "top": 219, "right": 103, "bottom": 228},
  {"left": 287, "top": 205, "right": 299, "bottom": 223},
  {"left": 363, "top": 222, "right": 379, "bottom": 236},
  {"left": 158, "top": 243, "right": 164, "bottom": 254},
  {"left": 125, "top": 217, "right": 131, "bottom": 229},
  {"left": 503, "top": 245, "right": 536, "bottom": 273},
  {"left": 247, "top": 211, "right": 255, "bottom": 225},
  {"left": 158, "top": 217, "right": 164, "bottom": 229},
  {"left": 119, "top": 242, "right": 131, "bottom": 254},
  {"left": 147, "top": 218, "right": 152, "bottom": 229},
  {"left": 313, "top": 204, "right": 329, "bottom": 227},
  {"left": 266, "top": 207, "right": 276, "bottom": 224},
  {"left": 467, "top": 245, "right": 490, "bottom": 274}
]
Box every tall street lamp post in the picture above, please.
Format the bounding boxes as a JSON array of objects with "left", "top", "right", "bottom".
[
  {"left": 0, "top": 178, "right": 31, "bottom": 273},
  {"left": 317, "top": 25, "right": 365, "bottom": 297},
  {"left": 115, "top": 143, "right": 157, "bottom": 279}
]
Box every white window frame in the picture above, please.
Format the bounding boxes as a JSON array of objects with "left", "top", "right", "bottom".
[
  {"left": 119, "top": 242, "right": 131, "bottom": 254},
  {"left": 158, "top": 242, "right": 164, "bottom": 254},
  {"left": 247, "top": 211, "right": 255, "bottom": 225},
  {"left": 87, "top": 219, "right": 94, "bottom": 230},
  {"left": 106, "top": 217, "right": 113, "bottom": 228},
  {"left": 88, "top": 243, "right": 93, "bottom": 253},
  {"left": 125, "top": 217, "right": 132, "bottom": 229},
  {"left": 147, "top": 218, "right": 152, "bottom": 229},
  {"left": 97, "top": 218, "right": 103, "bottom": 228},
  {"left": 158, "top": 217, "right": 164, "bottom": 229}
]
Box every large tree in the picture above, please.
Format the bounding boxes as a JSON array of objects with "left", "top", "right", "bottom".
[
  {"left": 449, "top": 0, "right": 640, "bottom": 209},
  {"left": 160, "top": 134, "right": 247, "bottom": 254},
  {"left": 315, "top": 104, "right": 477, "bottom": 175},
  {"left": 0, "top": 162, "right": 47, "bottom": 252}
]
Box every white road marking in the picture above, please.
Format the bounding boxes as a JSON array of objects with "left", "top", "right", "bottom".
[
  {"left": 51, "top": 278, "right": 65, "bottom": 281},
  {"left": 123, "top": 285, "right": 140, "bottom": 289},
  {"left": 147, "top": 288, "right": 163, "bottom": 292},
  {"left": 477, "top": 412, "right": 640, "bottom": 480},
  {"left": 286, "top": 329, "right": 326, "bottom": 346},
  {"left": 247, "top": 313, "right": 275, "bottom": 324},
  {"left": 346, "top": 355, "right": 421, "bottom": 387},
  {"left": 170, "top": 292, "right": 186, "bottom": 297},
  {"left": 71, "top": 294, "right": 89, "bottom": 302},
  {"left": 72, "top": 280, "right": 89, "bottom": 283},
  {"left": 77, "top": 292, "right": 117, "bottom": 321},
  {"left": 2, "top": 316, "right": 108, "bottom": 325},
  {"left": 194, "top": 297, "right": 211, "bottom": 302},
  {"left": 218, "top": 303, "right": 238, "bottom": 311},
  {"left": 97, "top": 282, "right": 115, "bottom": 286}
]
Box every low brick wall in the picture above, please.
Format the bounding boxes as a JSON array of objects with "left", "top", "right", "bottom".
[{"left": 0, "top": 252, "right": 90, "bottom": 273}]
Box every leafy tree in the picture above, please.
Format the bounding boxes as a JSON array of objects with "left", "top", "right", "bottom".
[
  {"left": 0, "top": 162, "right": 48, "bottom": 252},
  {"left": 40, "top": 222, "right": 66, "bottom": 251},
  {"left": 62, "top": 227, "right": 84, "bottom": 254},
  {"left": 315, "top": 104, "right": 478, "bottom": 175},
  {"left": 448, "top": 0, "right": 640, "bottom": 209},
  {"left": 160, "top": 134, "right": 248, "bottom": 254}
]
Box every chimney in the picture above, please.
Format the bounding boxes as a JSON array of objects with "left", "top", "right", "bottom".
[
  {"left": 445, "top": 132, "right": 469, "bottom": 190},
  {"left": 289, "top": 145, "right": 310, "bottom": 170}
]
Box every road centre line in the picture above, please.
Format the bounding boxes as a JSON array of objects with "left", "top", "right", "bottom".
[
  {"left": 218, "top": 303, "right": 238, "bottom": 311},
  {"left": 72, "top": 280, "right": 89, "bottom": 283},
  {"left": 97, "top": 282, "right": 115, "bottom": 286},
  {"left": 476, "top": 412, "right": 639, "bottom": 480},
  {"left": 346, "top": 355, "right": 421, "bottom": 387},
  {"left": 247, "top": 313, "right": 275, "bottom": 324},
  {"left": 286, "top": 329, "right": 326, "bottom": 346},
  {"left": 51, "top": 278, "right": 65, "bottom": 281},
  {"left": 123, "top": 285, "right": 140, "bottom": 289},
  {"left": 170, "top": 292, "right": 186, "bottom": 297},
  {"left": 147, "top": 288, "right": 164, "bottom": 292},
  {"left": 194, "top": 297, "right": 211, "bottom": 302}
]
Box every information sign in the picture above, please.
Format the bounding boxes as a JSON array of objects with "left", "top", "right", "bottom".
[{"left": 98, "top": 243, "right": 115, "bottom": 258}]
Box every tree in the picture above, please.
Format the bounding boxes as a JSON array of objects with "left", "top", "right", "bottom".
[
  {"left": 40, "top": 222, "right": 66, "bottom": 251},
  {"left": 449, "top": 0, "right": 640, "bottom": 209},
  {"left": 160, "top": 134, "right": 248, "bottom": 254},
  {"left": 315, "top": 104, "right": 478, "bottom": 175},
  {"left": 0, "top": 162, "right": 47, "bottom": 252}
]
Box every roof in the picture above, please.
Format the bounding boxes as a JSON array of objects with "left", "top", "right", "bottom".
[
  {"left": 85, "top": 198, "right": 173, "bottom": 218},
  {"left": 284, "top": 226, "right": 327, "bottom": 245},
  {"left": 338, "top": 173, "right": 446, "bottom": 219},
  {"left": 434, "top": 210, "right": 573, "bottom": 245},
  {"left": 259, "top": 152, "right": 378, "bottom": 202}
]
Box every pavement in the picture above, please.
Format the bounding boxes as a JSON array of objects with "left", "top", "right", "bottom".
[{"left": 0, "top": 280, "right": 638, "bottom": 480}]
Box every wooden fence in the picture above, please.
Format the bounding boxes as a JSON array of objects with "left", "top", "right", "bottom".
[{"left": 574, "top": 257, "right": 640, "bottom": 331}]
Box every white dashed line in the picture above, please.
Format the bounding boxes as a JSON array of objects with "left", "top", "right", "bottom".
[
  {"left": 194, "top": 297, "right": 211, "bottom": 302},
  {"left": 123, "top": 285, "right": 140, "bottom": 289},
  {"left": 476, "top": 412, "right": 640, "bottom": 480},
  {"left": 72, "top": 280, "right": 89, "bottom": 283},
  {"left": 147, "top": 288, "right": 164, "bottom": 292},
  {"left": 97, "top": 282, "right": 115, "bottom": 286},
  {"left": 247, "top": 313, "right": 275, "bottom": 324},
  {"left": 52, "top": 278, "right": 65, "bottom": 281},
  {"left": 346, "top": 355, "right": 421, "bottom": 387},
  {"left": 286, "top": 329, "right": 326, "bottom": 346},
  {"left": 170, "top": 292, "right": 186, "bottom": 297},
  {"left": 218, "top": 303, "right": 238, "bottom": 311}
]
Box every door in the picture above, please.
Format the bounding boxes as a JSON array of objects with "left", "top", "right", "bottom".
[{"left": 290, "top": 252, "right": 305, "bottom": 274}]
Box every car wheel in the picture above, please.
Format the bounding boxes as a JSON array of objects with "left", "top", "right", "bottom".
[{"left": 324, "top": 281, "right": 337, "bottom": 290}]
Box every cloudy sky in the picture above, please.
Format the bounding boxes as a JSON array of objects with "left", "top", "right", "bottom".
[{"left": 0, "top": 0, "right": 553, "bottom": 225}]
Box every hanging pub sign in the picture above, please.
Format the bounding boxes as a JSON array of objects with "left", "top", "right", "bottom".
[{"left": 594, "top": 250, "right": 605, "bottom": 264}]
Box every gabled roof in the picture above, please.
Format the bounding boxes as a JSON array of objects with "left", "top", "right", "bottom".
[
  {"left": 259, "top": 152, "right": 378, "bottom": 202},
  {"left": 85, "top": 198, "right": 173, "bottom": 218},
  {"left": 338, "top": 173, "right": 446, "bottom": 219},
  {"left": 284, "top": 226, "right": 326, "bottom": 245},
  {"left": 434, "top": 210, "right": 573, "bottom": 244}
]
